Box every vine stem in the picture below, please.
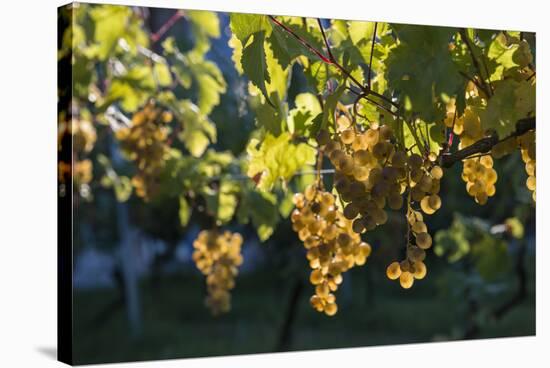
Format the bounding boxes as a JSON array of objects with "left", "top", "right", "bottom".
[
  {"left": 459, "top": 29, "right": 492, "bottom": 98},
  {"left": 267, "top": 15, "right": 333, "bottom": 64},
  {"left": 404, "top": 119, "right": 426, "bottom": 154},
  {"left": 440, "top": 117, "right": 535, "bottom": 167},
  {"left": 316, "top": 150, "right": 325, "bottom": 189},
  {"left": 448, "top": 109, "right": 457, "bottom": 147},
  {"left": 151, "top": 10, "right": 184, "bottom": 44},
  {"left": 317, "top": 19, "right": 364, "bottom": 92},
  {"left": 268, "top": 16, "right": 398, "bottom": 112},
  {"left": 405, "top": 169, "right": 413, "bottom": 251}
]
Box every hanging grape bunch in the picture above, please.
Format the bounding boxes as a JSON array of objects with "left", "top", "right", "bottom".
[
  {"left": 291, "top": 184, "right": 372, "bottom": 316},
  {"left": 445, "top": 97, "right": 498, "bottom": 205},
  {"left": 115, "top": 100, "right": 173, "bottom": 200},
  {"left": 58, "top": 115, "right": 97, "bottom": 188},
  {"left": 316, "top": 114, "right": 444, "bottom": 289},
  {"left": 386, "top": 208, "right": 430, "bottom": 288},
  {"left": 192, "top": 230, "right": 244, "bottom": 315},
  {"left": 518, "top": 130, "right": 536, "bottom": 201},
  {"left": 317, "top": 119, "right": 401, "bottom": 234}
]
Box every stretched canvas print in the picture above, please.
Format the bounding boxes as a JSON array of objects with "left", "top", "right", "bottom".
[{"left": 58, "top": 1, "right": 536, "bottom": 365}]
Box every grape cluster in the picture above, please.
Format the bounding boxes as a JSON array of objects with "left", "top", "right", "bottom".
[
  {"left": 445, "top": 101, "right": 499, "bottom": 204},
  {"left": 317, "top": 122, "right": 443, "bottom": 234},
  {"left": 317, "top": 123, "right": 401, "bottom": 233},
  {"left": 386, "top": 209, "right": 429, "bottom": 289},
  {"left": 192, "top": 230, "right": 244, "bottom": 315},
  {"left": 291, "top": 184, "right": 372, "bottom": 316},
  {"left": 461, "top": 156, "right": 497, "bottom": 205},
  {"left": 115, "top": 100, "right": 173, "bottom": 200},
  {"left": 58, "top": 116, "right": 97, "bottom": 194},
  {"left": 517, "top": 131, "right": 536, "bottom": 201}
]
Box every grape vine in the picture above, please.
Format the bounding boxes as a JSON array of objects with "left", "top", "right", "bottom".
[{"left": 59, "top": 4, "right": 536, "bottom": 317}]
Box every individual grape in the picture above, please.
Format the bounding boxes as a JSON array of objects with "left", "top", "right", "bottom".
[
  {"left": 526, "top": 176, "right": 536, "bottom": 191},
  {"left": 399, "top": 271, "right": 414, "bottom": 289},
  {"left": 412, "top": 261, "right": 427, "bottom": 280},
  {"left": 353, "top": 149, "right": 373, "bottom": 166},
  {"left": 341, "top": 129, "right": 356, "bottom": 145},
  {"left": 324, "top": 302, "right": 338, "bottom": 316},
  {"left": 427, "top": 194, "right": 441, "bottom": 211},
  {"left": 407, "top": 246, "right": 426, "bottom": 262},
  {"left": 391, "top": 150, "right": 407, "bottom": 168},
  {"left": 310, "top": 295, "right": 324, "bottom": 312},
  {"left": 416, "top": 232, "right": 432, "bottom": 249},
  {"left": 420, "top": 196, "right": 436, "bottom": 215},
  {"left": 386, "top": 261, "right": 402, "bottom": 280},
  {"left": 411, "top": 221, "right": 427, "bottom": 234},
  {"left": 408, "top": 154, "right": 423, "bottom": 169}
]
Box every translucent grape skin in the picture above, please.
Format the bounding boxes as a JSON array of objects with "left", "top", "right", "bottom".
[{"left": 291, "top": 183, "right": 372, "bottom": 316}]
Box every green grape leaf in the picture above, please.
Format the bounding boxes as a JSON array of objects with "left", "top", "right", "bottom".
[
  {"left": 488, "top": 33, "right": 519, "bottom": 71},
  {"left": 348, "top": 21, "right": 376, "bottom": 46},
  {"left": 472, "top": 236, "right": 512, "bottom": 282},
  {"left": 191, "top": 60, "right": 227, "bottom": 114},
  {"left": 72, "top": 55, "right": 95, "bottom": 99},
  {"left": 162, "top": 37, "right": 226, "bottom": 114},
  {"left": 104, "top": 65, "right": 156, "bottom": 112},
  {"left": 89, "top": 5, "right": 132, "bottom": 60},
  {"left": 230, "top": 14, "right": 271, "bottom": 44},
  {"left": 357, "top": 98, "right": 382, "bottom": 125},
  {"left": 480, "top": 78, "right": 535, "bottom": 138},
  {"left": 241, "top": 31, "right": 272, "bottom": 105},
  {"left": 287, "top": 93, "right": 322, "bottom": 135},
  {"left": 304, "top": 60, "right": 330, "bottom": 93},
  {"left": 237, "top": 187, "right": 280, "bottom": 241},
  {"left": 278, "top": 191, "right": 295, "bottom": 218},
  {"left": 178, "top": 196, "right": 191, "bottom": 227},
  {"left": 158, "top": 92, "right": 216, "bottom": 157},
  {"left": 203, "top": 180, "right": 239, "bottom": 224},
  {"left": 230, "top": 14, "right": 274, "bottom": 104},
  {"left": 153, "top": 61, "right": 172, "bottom": 87},
  {"left": 321, "top": 84, "right": 347, "bottom": 131},
  {"left": 246, "top": 132, "right": 316, "bottom": 191},
  {"left": 268, "top": 22, "right": 321, "bottom": 69},
  {"left": 97, "top": 154, "right": 132, "bottom": 202},
  {"left": 186, "top": 10, "right": 220, "bottom": 39},
  {"left": 254, "top": 93, "right": 287, "bottom": 135},
  {"left": 228, "top": 34, "right": 244, "bottom": 74},
  {"left": 387, "top": 25, "right": 462, "bottom": 122},
  {"left": 434, "top": 217, "right": 470, "bottom": 263}
]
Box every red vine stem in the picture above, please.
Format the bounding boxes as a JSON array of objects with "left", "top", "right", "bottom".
[
  {"left": 316, "top": 19, "right": 365, "bottom": 93},
  {"left": 151, "top": 10, "right": 185, "bottom": 44},
  {"left": 268, "top": 15, "right": 398, "bottom": 112},
  {"left": 267, "top": 15, "right": 333, "bottom": 64}
]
